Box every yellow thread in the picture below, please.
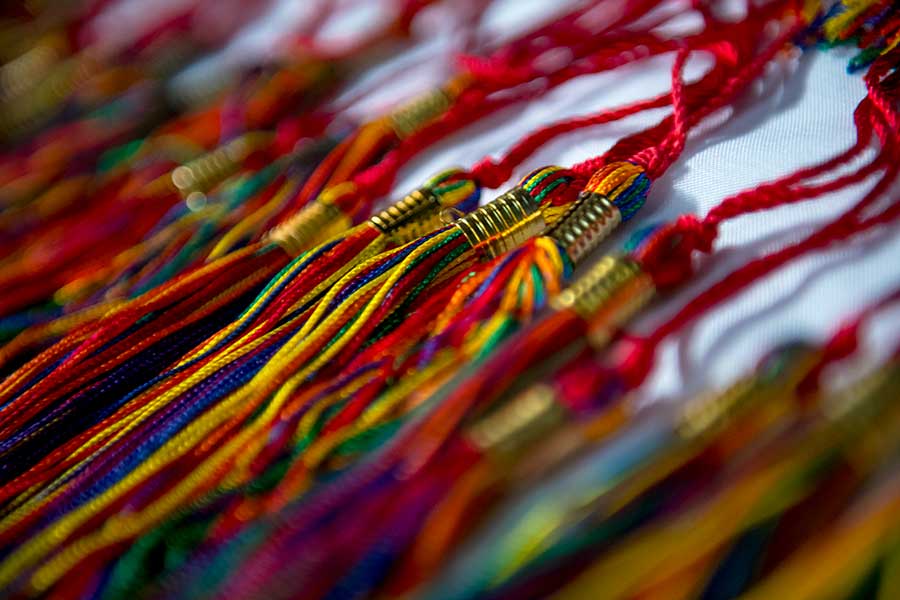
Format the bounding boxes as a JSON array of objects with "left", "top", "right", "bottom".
[
  {"left": 0, "top": 243, "right": 264, "bottom": 399},
  {"left": 822, "top": 0, "right": 876, "bottom": 42},
  {"left": 207, "top": 177, "right": 296, "bottom": 261},
  {"left": 300, "top": 352, "right": 456, "bottom": 472},
  {"left": 7, "top": 225, "right": 460, "bottom": 585},
  {"left": 0, "top": 275, "right": 280, "bottom": 531}
]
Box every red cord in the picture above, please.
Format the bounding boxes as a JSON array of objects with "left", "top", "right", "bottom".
[{"left": 607, "top": 43, "right": 900, "bottom": 387}]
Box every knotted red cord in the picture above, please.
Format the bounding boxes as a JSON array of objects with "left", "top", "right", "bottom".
[{"left": 621, "top": 54, "right": 900, "bottom": 386}]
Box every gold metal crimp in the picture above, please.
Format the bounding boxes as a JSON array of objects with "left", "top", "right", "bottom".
[
  {"left": 369, "top": 187, "right": 444, "bottom": 244},
  {"left": 466, "top": 384, "right": 566, "bottom": 458},
  {"left": 171, "top": 133, "right": 270, "bottom": 196},
  {"left": 0, "top": 54, "right": 94, "bottom": 139},
  {"left": 549, "top": 191, "right": 622, "bottom": 265},
  {"left": 551, "top": 255, "right": 655, "bottom": 347},
  {"left": 454, "top": 187, "right": 545, "bottom": 260},
  {"left": 389, "top": 87, "right": 454, "bottom": 139},
  {"left": 823, "top": 363, "right": 900, "bottom": 424},
  {"left": 268, "top": 198, "right": 351, "bottom": 256},
  {"left": 676, "top": 377, "right": 760, "bottom": 440}
]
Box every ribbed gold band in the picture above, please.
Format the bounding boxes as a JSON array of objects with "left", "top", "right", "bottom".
[
  {"left": 454, "top": 187, "right": 545, "bottom": 259},
  {"left": 369, "top": 187, "right": 444, "bottom": 244},
  {"left": 549, "top": 191, "right": 621, "bottom": 265}
]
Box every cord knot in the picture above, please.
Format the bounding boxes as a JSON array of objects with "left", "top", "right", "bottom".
[
  {"left": 637, "top": 214, "right": 717, "bottom": 288},
  {"left": 675, "top": 214, "right": 717, "bottom": 253},
  {"left": 470, "top": 158, "right": 514, "bottom": 190}
]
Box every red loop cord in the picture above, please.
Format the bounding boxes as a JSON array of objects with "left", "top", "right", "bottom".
[{"left": 618, "top": 49, "right": 900, "bottom": 387}]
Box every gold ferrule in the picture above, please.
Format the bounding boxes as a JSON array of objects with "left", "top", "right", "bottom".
[
  {"left": 549, "top": 191, "right": 622, "bottom": 265},
  {"left": 552, "top": 255, "right": 655, "bottom": 347},
  {"left": 829, "top": 364, "right": 900, "bottom": 470},
  {"left": 676, "top": 377, "right": 760, "bottom": 440},
  {"left": 389, "top": 87, "right": 454, "bottom": 139},
  {"left": 0, "top": 41, "right": 60, "bottom": 102},
  {"left": 454, "top": 187, "right": 545, "bottom": 259},
  {"left": 467, "top": 384, "right": 567, "bottom": 458},
  {"left": 676, "top": 346, "right": 825, "bottom": 440},
  {"left": 551, "top": 256, "right": 653, "bottom": 321},
  {"left": 171, "top": 134, "right": 267, "bottom": 196},
  {"left": 0, "top": 56, "right": 88, "bottom": 138},
  {"left": 268, "top": 200, "right": 350, "bottom": 256},
  {"left": 823, "top": 363, "right": 900, "bottom": 424},
  {"left": 369, "top": 187, "right": 444, "bottom": 244}
]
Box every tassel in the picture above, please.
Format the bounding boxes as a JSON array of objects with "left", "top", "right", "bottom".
[
  {"left": 196, "top": 41, "right": 900, "bottom": 600},
  {"left": 121, "top": 7, "right": 808, "bottom": 548},
  {"left": 7, "top": 4, "right": 900, "bottom": 599}
]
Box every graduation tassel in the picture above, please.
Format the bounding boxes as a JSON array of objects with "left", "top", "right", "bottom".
[
  {"left": 0, "top": 0, "right": 678, "bottom": 373},
  {"left": 8, "top": 3, "right": 900, "bottom": 598},
  {"left": 202, "top": 42, "right": 900, "bottom": 600},
  {"left": 0, "top": 0, "right": 477, "bottom": 344},
  {"left": 401, "top": 55, "right": 900, "bottom": 595},
  {"left": 148, "top": 80, "right": 696, "bottom": 544},
  {"left": 0, "top": 0, "right": 697, "bottom": 513},
  {"left": 0, "top": 173, "right": 478, "bottom": 514},
  {"left": 0, "top": 5, "right": 696, "bottom": 584},
  {"left": 267, "top": 7, "right": 796, "bottom": 492}
]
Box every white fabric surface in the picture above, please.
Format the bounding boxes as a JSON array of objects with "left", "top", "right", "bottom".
[{"left": 144, "top": 0, "right": 900, "bottom": 402}]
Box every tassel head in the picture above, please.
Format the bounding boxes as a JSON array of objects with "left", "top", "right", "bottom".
[
  {"left": 267, "top": 184, "right": 353, "bottom": 255},
  {"left": 370, "top": 187, "right": 444, "bottom": 244},
  {"left": 549, "top": 191, "right": 622, "bottom": 265},
  {"left": 551, "top": 255, "right": 655, "bottom": 347},
  {"left": 454, "top": 186, "right": 546, "bottom": 259},
  {"left": 172, "top": 132, "right": 272, "bottom": 197}
]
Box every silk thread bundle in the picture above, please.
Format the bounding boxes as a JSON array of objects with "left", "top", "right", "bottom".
[
  {"left": 241, "top": 3, "right": 809, "bottom": 510},
  {"left": 177, "top": 35, "right": 900, "bottom": 600},
  {"left": 0, "top": 170, "right": 579, "bottom": 596},
  {"left": 0, "top": 1, "right": 716, "bottom": 592},
  {"left": 400, "top": 41, "right": 900, "bottom": 596},
  {"left": 0, "top": 0, "right": 516, "bottom": 349},
  {"left": 0, "top": 72, "right": 688, "bottom": 580},
  {"left": 0, "top": 0, "right": 467, "bottom": 344},
  {"left": 0, "top": 4, "right": 768, "bottom": 596},
  {"left": 0, "top": 0, "right": 688, "bottom": 440},
  {"left": 0, "top": 172, "right": 479, "bottom": 525},
  {"left": 0, "top": 1, "right": 816, "bottom": 592},
  {"left": 395, "top": 34, "right": 900, "bottom": 481},
  {"left": 0, "top": 0, "right": 704, "bottom": 454},
  {"left": 0, "top": 45, "right": 636, "bottom": 528},
  {"left": 1, "top": 1, "right": 899, "bottom": 598},
  {"left": 0, "top": 2, "right": 591, "bottom": 365},
  {"left": 0, "top": 0, "right": 680, "bottom": 370},
  {"left": 822, "top": 0, "right": 900, "bottom": 71},
  {"left": 86, "top": 2, "right": 836, "bottom": 596}
]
